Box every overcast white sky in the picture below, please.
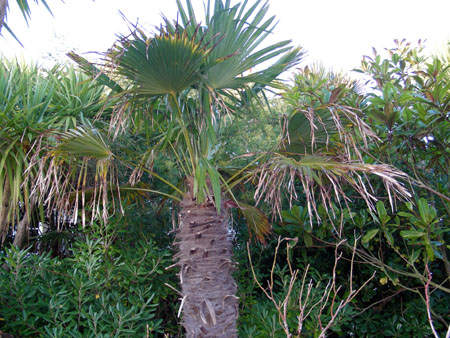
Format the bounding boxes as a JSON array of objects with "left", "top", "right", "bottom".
[{"left": 1, "top": 0, "right": 449, "bottom": 75}]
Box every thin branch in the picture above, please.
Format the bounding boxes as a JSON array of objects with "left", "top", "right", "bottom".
[{"left": 425, "top": 264, "right": 440, "bottom": 338}]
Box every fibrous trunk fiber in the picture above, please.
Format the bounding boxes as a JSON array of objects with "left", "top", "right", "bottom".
[{"left": 175, "top": 182, "right": 238, "bottom": 337}]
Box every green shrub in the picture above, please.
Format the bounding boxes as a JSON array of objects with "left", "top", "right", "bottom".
[{"left": 0, "top": 226, "right": 175, "bottom": 337}]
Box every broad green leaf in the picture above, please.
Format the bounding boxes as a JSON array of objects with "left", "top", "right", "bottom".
[
  {"left": 362, "top": 229, "right": 379, "bottom": 244},
  {"left": 400, "top": 230, "right": 426, "bottom": 239},
  {"left": 425, "top": 244, "right": 435, "bottom": 261},
  {"left": 303, "top": 233, "right": 313, "bottom": 247},
  {"left": 397, "top": 212, "right": 414, "bottom": 218},
  {"left": 418, "top": 198, "right": 431, "bottom": 225},
  {"left": 376, "top": 201, "right": 390, "bottom": 225},
  {"left": 409, "top": 248, "right": 422, "bottom": 265},
  {"left": 383, "top": 229, "right": 394, "bottom": 246}
]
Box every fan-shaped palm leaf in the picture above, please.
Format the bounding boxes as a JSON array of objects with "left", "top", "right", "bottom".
[
  {"left": 51, "top": 127, "right": 112, "bottom": 160},
  {"left": 176, "top": 0, "right": 303, "bottom": 90},
  {"left": 108, "top": 27, "right": 214, "bottom": 96}
]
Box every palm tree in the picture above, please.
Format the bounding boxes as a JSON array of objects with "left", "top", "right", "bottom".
[
  {"left": 48, "top": 1, "right": 410, "bottom": 336},
  {"left": 0, "top": 60, "right": 110, "bottom": 248},
  {"left": 105, "top": 2, "right": 302, "bottom": 336},
  {"left": 56, "top": 1, "right": 300, "bottom": 335}
]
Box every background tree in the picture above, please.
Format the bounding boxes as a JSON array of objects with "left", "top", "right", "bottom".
[
  {"left": 0, "top": 60, "right": 110, "bottom": 249},
  {"left": 259, "top": 42, "right": 450, "bottom": 336}
]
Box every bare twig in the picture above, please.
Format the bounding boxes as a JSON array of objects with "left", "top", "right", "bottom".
[
  {"left": 425, "top": 264, "right": 440, "bottom": 338},
  {"left": 247, "top": 237, "right": 374, "bottom": 337}
]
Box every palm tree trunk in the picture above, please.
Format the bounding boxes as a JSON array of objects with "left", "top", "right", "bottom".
[
  {"left": 0, "top": 179, "right": 11, "bottom": 244},
  {"left": 12, "top": 207, "right": 32, "bottom": 249},
  {"left": 175, "top": 178, "right": 238, "bottom": 337}
]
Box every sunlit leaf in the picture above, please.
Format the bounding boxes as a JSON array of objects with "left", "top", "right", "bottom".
[
  {"left": 362, "top": 229, "right": 379, "bottom": 244},
  {"left": 400, "top": 230, "right": 426, "bottom": 239}
]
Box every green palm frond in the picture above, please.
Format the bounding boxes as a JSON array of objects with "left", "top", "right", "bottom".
[
  {"left": 192, "top": 157, "right": 223, "bottom": 213},
  {"left": 284, "top": 109, "right": 336, "bottom": 154},
  {"left": 282, "top": 66, "right": 379, "bottom": 158},
  {"left": 35, "top": 126, "right": 117, "bottom": 226},
  {"left": 52, "top": 126, "right": 112, "bottom": 160},
  {"left": 108, "top": 27, "right": 214, "bottom": 96},
  {"left": 1, "top": 0, "right": 60, "bottom": 44},
  {"left": 14, "top": 0, "right": 53, "bottom": 25},
  {"left": 176, "top": 0, "right": 304, "bottom": 90},
  {"left": 67, "top": 52, "right": 123, "bottom": 93}
]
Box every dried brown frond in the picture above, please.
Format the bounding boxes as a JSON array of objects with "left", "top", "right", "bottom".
[
  {"left": 236, "top": 201, "right": 271, "bottom": 245},
  {"left": 28, "top": 128, "right": 119, "bottom": 228},
  {"left": 253, "top": 154, "right": 411, "bottom": 225},
  {"left": 259, "top": 94, "right": 410, "bottom": 225}
]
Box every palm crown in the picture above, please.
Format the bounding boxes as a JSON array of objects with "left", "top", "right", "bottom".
[{"left": 97, "top": 0, "right": 303, "bottom": 213}]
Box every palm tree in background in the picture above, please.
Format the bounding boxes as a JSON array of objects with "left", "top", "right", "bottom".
[{"left": 0, "top": 61, "right": 110, "bottom": 248}]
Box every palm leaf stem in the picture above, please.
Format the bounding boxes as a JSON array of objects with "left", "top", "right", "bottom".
[
  {"left": 153, "top": 119, "right": 189, "bottom": 177},
  {"left": 170, "top": 93, "right": 196, "bottom": 172},
  {"left": 225, "top": 153, "right": 265, "bottom": 186},
  {"left": 218, "top": 172, "right": 239, "bottom": 206},
  {"left": 117, "top": 156, "right": 184, "bottom": 196},
  {"left": 120, "top": 187, "right": 181, "bottom": 202},
  {"left": 227, "top": 172, "right": 254, "bottom": 191}
]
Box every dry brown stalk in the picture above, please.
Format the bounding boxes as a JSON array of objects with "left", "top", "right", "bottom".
[{"left": 247, "top": 237, "right": 375, "bottom": 337}]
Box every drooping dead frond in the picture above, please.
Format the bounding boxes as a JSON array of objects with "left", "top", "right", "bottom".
[
  {"left": 235, "top": 201, "right": 271, "bottom": 245},
  {"left": 253, "top": 154, "right": 411, "bottom": 225},
  {"left": 29, "top": 127, "right": 119, "bottom": 228}
]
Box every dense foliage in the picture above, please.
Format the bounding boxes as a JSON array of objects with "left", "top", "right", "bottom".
[
  {"left": 0, "top": 219, "right": 179, "bottom": 337},
  {"left": 0, "top": 4, "right": 449, "bottom": 336}
]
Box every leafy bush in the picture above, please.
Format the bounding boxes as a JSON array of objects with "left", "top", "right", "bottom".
[{"left": 0, "top": 223, "right": 176, "bottom": 337}]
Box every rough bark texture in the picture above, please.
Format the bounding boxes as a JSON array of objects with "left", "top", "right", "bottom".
[
  {"left": 12, "top": 209, "right": 31, "bottom": 249},
  {"left": 0, "top": 179, "right": 11, "bottom": 244},
  {"left": 175, "top": 178, "right": 238, "bottom": 337}
]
